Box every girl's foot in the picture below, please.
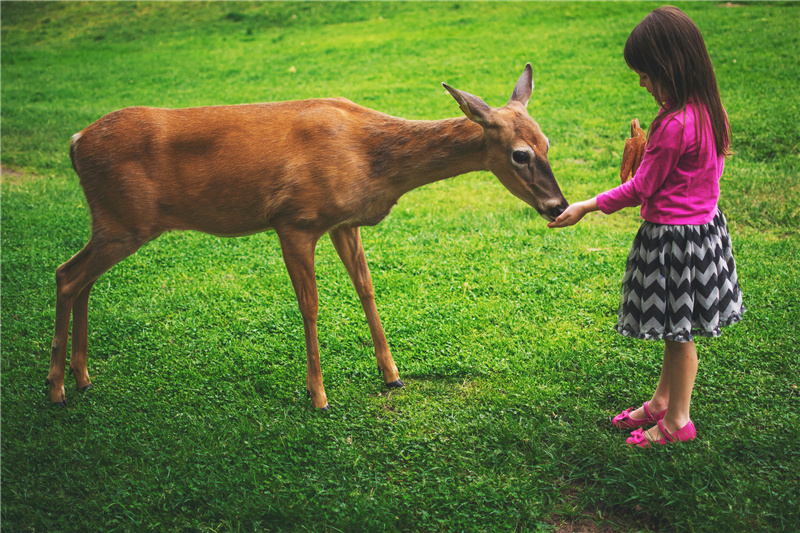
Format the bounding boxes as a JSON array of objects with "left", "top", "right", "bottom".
[
  {"left": 612, "top": 401, "right": 667, "bottom": 429},
  {"left": 626, "top": 419, "right": 696, "bottom": 447},
  {"left": 627, "top": 399, "right": 668, "bottom": 422}
]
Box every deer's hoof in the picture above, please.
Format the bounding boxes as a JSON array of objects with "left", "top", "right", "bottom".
[
  {"left": 54, "top": 400, "right": 67, "bottom": 408},
  {"left": 307, "top": 389, "right": 329, "bottom": 410},
  {"left": 386, "top": 379, "right": 405, "bottom": 389},
  {"left": 80, "top": 384, "right": 94, "bottom": 392}
]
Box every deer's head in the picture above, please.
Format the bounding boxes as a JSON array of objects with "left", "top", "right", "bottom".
[{"left": 443, "top": 64, "right": 569, "bottom": 221}]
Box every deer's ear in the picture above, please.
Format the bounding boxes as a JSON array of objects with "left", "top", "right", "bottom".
[
  {"left": 443, "top": 83, "right": 492, "bottom": 124},
  {"left": 509, "top": 63, "right": 534, "bottom": 108}
]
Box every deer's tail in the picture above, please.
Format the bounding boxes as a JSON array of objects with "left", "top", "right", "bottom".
[{"left": 69, "top": 131, "right": 82, "bottom": 176}]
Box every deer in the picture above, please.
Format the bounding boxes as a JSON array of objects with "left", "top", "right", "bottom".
[{"left": 48, "top": 63, "right": 568, "bottom": 410}]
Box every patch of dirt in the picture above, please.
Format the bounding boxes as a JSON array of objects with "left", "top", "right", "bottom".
[
  {"left": 545, "top": 479, "right": 661, "bottom": 532},
  {"left": 547, "top": 517, "right": 616, "bottom": 533},
  {"left": 546, "top": 510, "right": 660, "bottom": 533},
  {"left": 1, "top": 165, "right": 43, "bottom": 186}
]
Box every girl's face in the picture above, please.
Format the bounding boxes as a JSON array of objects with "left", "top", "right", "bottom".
[{"left": 635, "top": 70, "right": 665, "bottom": 104}]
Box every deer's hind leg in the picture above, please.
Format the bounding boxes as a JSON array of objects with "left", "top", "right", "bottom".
[
  {"left": 329, "top": 226, "right": 403, "bottom": 389},
  {"left": 69, "top": 280, "right": 96, "bottom": 392},
  {"left": 48, "top": 232, "right": 144, "bottom": 405}
]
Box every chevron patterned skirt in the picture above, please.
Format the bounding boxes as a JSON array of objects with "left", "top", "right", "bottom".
[{"left": 616, "top": 210, "right": 744, "bottom": 342}]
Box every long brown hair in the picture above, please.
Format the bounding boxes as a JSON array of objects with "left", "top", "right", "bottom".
[{"left": 624, "top": 6, "right": 731, "bottom": 157}]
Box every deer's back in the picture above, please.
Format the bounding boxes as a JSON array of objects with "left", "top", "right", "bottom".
[{"left": 71, "top": 99, "right": 404, "bottom": 236}]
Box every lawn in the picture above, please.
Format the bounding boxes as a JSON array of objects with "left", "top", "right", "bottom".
[{"left": 2, "top": 2, "right": 798, "bottom": 532}]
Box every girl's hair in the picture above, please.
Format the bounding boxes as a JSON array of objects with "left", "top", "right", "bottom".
[{"left": 624, "top": 6, "right": 731, "bottom": 157}]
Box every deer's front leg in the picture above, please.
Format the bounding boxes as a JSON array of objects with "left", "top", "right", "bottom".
[
  {"left": 329, "top": 226, "right": 403, "bottom": 388},
  {"left": 277, "top": 228, "right": 328, "bottom": 410}
]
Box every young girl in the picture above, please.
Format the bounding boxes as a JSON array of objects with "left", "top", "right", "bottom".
[{"left": 548, "top": 6, "right": 744, "bottom": 446}]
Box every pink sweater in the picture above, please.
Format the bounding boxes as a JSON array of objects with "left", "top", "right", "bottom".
[{"left": 597, "top": 101, "right": 725, "bottom": 225}]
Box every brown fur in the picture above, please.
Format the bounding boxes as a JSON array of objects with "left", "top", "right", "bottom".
[{"left": 48, "top": 65, "right": 568, "bottom": 409}]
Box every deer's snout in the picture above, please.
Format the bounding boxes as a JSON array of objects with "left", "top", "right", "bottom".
[
  {"left": 548, "top": 204, "right": 567, "bottom": 220},
  {"left": 537, "top": 203, "right": 567, "bottom": 223}
]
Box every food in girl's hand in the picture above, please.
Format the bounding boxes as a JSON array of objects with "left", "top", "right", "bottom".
[{"left": 620, "top": 118, "right": 646, "bottom": 183}]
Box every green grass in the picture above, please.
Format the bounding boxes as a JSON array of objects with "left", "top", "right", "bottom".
[{"left": 2, "top": 2, "right": 799, "bottom": 532}]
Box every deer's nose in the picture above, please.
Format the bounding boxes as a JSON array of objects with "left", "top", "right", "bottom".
[{"left": 548, "top": 204, "right": 567, "bottom": 220}]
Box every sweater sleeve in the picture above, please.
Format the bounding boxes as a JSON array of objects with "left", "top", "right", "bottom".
[{"left": 597, "top": 115, "right": 686, "bottom": 215}]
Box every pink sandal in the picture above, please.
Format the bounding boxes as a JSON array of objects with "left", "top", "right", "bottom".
[
  {"left": 612, "top": 401, "right": 667, "bottom": 430},
  {"left": 626, "top": 419, "right": 696, "bottom": 447}
]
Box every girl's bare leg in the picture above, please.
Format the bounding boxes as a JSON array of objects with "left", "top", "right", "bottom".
[
  {"left": 642, "top": 339, "right": 697, "bottom": 441},
  {"left": 628, "top": 349, "right": 671, "bottom": 420}
]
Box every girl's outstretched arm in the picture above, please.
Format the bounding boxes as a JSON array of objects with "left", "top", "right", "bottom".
[{"left": 547, "top": 197, "right": 599, "bottom": 228}]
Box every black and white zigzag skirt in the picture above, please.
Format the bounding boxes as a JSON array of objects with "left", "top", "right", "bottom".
[{"left": 616, "top": 210, "right": 744, "bottom": 342}]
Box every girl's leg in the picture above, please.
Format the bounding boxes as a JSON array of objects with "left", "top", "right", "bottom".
[
  {"left": 642, "top": 339, "right": 697, "bottom": 441},
  {"left": 627, "top": 348, "right": 671, "bottom": 420}
]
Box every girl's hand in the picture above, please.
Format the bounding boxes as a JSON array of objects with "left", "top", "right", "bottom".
[{"left": 547, "top": 198, "right": 598, "bottom": 228}]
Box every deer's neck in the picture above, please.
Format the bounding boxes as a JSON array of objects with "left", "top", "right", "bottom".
[{"left": 367, "top": 116, "right": 487, "bottom": 195}]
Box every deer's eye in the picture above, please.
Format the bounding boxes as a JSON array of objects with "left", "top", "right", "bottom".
[{"left": 512, "top": 150, "right": 529, "bottom": 164}]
